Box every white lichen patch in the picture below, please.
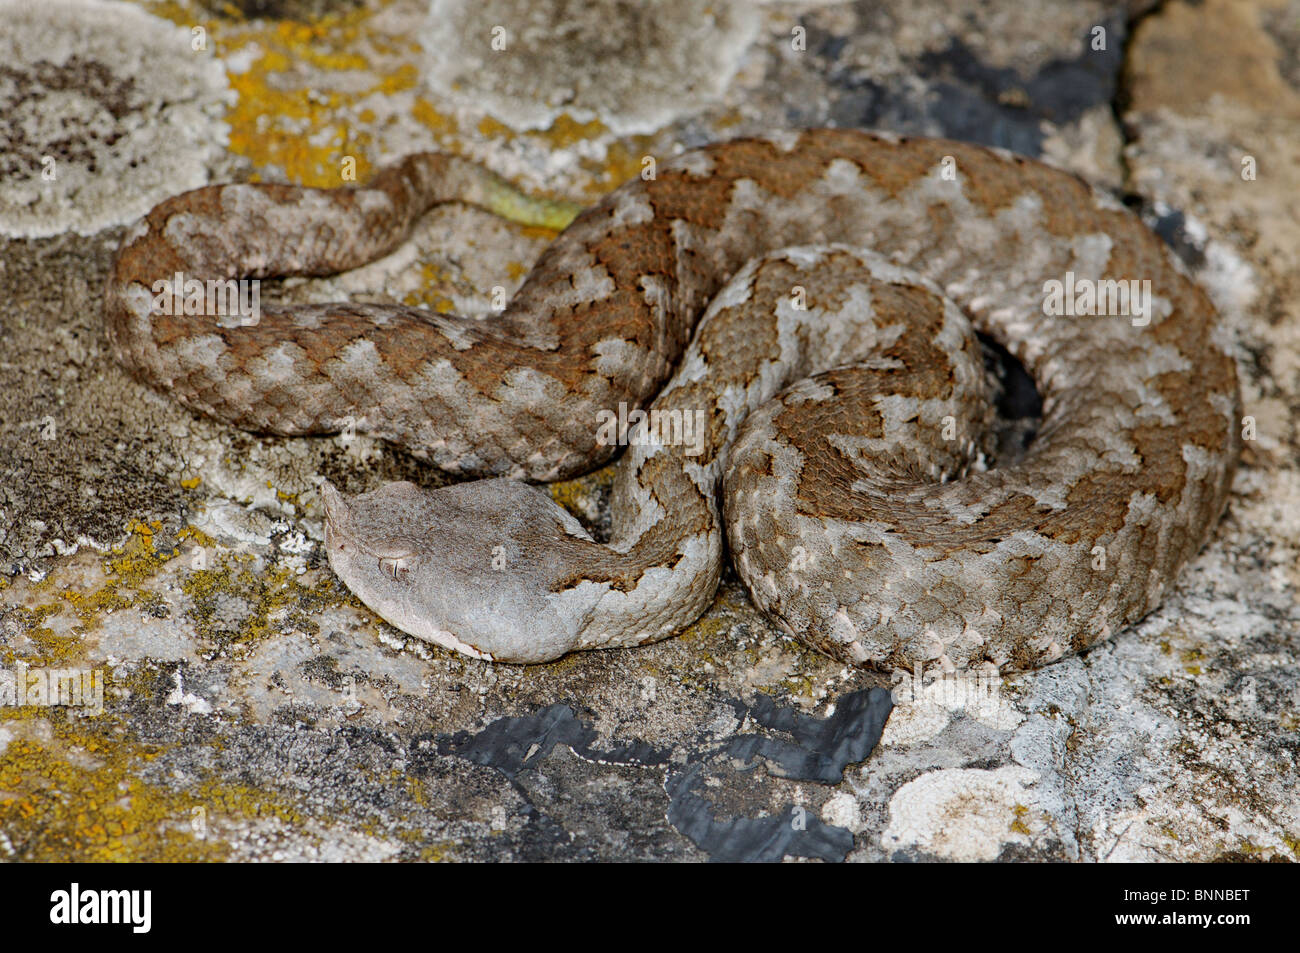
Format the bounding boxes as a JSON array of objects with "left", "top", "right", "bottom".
[
  {"left": 0, "top": 0, "right": 231, "bottom": 237},
  {"left": 821, "top": 791, "right": 863, "bottom": 833},
  {"left": 214, "top": 813, "right": 404, "bottom": 863},
  {"left": 882, "top": 671, "right": 1025, "bottom": 746},
  {"left": 165, "top": 670, "right": 213, "bottom": 716},
  {"left": 881, "top": 766, "right": 1046, "bottom": 861},
  {"left": 421, "top": 0, "right": 759, "bottom": 134}
]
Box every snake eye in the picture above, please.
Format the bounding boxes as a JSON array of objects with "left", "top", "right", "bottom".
[{"left": 378, "top": 556, "right": 411, "bottom": 580}]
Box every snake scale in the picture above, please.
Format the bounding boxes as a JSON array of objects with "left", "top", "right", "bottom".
[{"left": 105, "top": 129, "right": 1241, "bottom": 671}]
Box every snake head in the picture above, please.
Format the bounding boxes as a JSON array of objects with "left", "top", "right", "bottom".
[{"left": 320, "top": 479, "right": 606, "bottom": 663}]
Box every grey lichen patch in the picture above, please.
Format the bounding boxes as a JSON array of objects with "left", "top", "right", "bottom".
[
  {"left": 981, "top": 601, "right": 1300, "bottom": 862},
  {"left": 179, "top": 551, "right": 343, "bottom": 659},
  {"left": 0, "top": 225, "right": 201, "bottom": 572},
  {"left": 420, "top": 0, "right": 760, "bottom": 134},
  {"left": 0, "top": 0, "right": 231, "bottom": 238},
  {"left": 735, "top": 0, "right": 1129, "bottom": 180}
]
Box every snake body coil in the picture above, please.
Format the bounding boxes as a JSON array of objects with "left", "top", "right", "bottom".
[{"left": 105, "top": 130, "right": 1240, "bottom": 670}]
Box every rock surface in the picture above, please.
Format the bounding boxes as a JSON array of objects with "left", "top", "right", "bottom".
[{"left": 0, "top": 0, "right": 1295, "bottom": 862}]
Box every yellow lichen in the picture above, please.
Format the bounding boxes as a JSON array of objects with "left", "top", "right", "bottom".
[
  {"left": 404, "top": 261, "right": 462, "bottom": 312},
  {"left": 4, "top": 524, "right": 224, "bottom": 667},
  {"left": 548, "top": 464, "right": 615, "bottom": 520},
  {"left": 179, "top": 552, "right": 347, "bottom": 655},
  {"left": 144, "top": 2, "right": 423, "bottom": 187},
  {"left": 412, "top": 97, "right": 460, "bottom": 137},
  {"left": 0, "top": 703, "right": 354, "bottom": 861},
  {"left": 1009, "top": 803, "right": 1032, "bottom": 836},
  {"left": 417, "top": 840, "right": 459, "bottom": 862},
  {"left": 58, "top": 524, "right": 216, "bottom": 633},
  {"left": 0, "top": 716, "right": 227, "bottom": 862},
  {"left": 1180, "top": 647, "right": 1206, "bottom": 676}
]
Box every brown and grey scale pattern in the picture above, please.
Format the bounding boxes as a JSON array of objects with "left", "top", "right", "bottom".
[{"left": 104, "top": 130, "right": 1241, "bottom": 669}]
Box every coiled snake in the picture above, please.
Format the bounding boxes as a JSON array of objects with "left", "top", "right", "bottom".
[{"left": 105, "top": 129, "right": 1240, "bottom": 670}]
